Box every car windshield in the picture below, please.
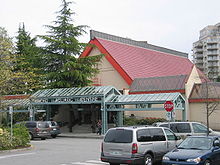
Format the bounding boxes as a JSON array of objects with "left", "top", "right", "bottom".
[
  {"left": 178, "top": 137, "right": 212, "bottom": 150},
  {"left": 37, "top": 122, "right": 49, "bottom": 128}
]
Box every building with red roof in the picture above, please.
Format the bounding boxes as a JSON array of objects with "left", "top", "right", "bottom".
[{"left": 81, "top": 30, "right": 220, "bottom": 130}]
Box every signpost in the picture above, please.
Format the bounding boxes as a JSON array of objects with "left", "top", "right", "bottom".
[
  {"left": 164, "top": 101, "right": 174, "bottom": 129},
  {"left": 9, "top": 106, "right": 13, "bottom": 141}
]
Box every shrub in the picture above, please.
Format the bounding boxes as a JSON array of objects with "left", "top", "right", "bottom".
[
  {"left": 0, "top": 124, "right": 30, "bottom": 150},
  {"left": 12, "top": 123, "right": 30, "bottom": 148},
  {"left": 124, "top": 117, "right": 166, "bottom": 126},
  {"left": 0, "top": 130, "right": 14, "bottom": 150}
]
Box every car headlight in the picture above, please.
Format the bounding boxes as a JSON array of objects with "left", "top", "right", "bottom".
[
  {"left": 186, "top": 157, "right": 201, "bottom": 163},
  {"left": 163, "top": 156, "right": 170, "bottom": 161}
]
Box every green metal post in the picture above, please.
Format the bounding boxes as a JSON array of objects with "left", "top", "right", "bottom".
[
  {"left": 117, "top": 111, "right": 123, "bottom": 126},
  {"left": 46, "top": 105, "right": 51, "bottom": 121},
  {"left": 101, "top": 99, "right": 108, "bottom": 134},
  {"left": 182, "top": 102, "right": 186, "bottom": 121}
]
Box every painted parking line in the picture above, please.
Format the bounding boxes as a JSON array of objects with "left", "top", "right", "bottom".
[
  {"left": 69, "top": 160, "right": 108, "bottom": 165},
  {"left": 87, "top": 160, "right": 107, "bottom": 164},
  {"left": 0, "top": 152, "right": 36, "bottom": 159}
]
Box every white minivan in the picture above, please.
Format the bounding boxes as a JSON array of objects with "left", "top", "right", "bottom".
[
  {"left": 101, "top": 126, "right": 182, "bottom": 165},
  {"left": 153, "top": 121, "right": 220, "bottom": 138}
]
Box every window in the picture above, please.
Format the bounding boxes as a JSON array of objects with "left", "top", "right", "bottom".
[
  {"left": 25, "top": 122, "right": 36, "bottom": 128},
  {"left": 104, "top": 129, "right": 133, "bottom": 143},
  {"left": 170, "top": 123, "right": 191, "bottom": 133},
  {"left": 37, "top": 122, "right": 49, "bottom": 128},
  {"left": 149, "top": 128, "right": 166, "bottom": 141},
  {"left": 192, "top": 123, "right": 207, "bottom": 133},
  {"left": 137, "top": 129, "right": 151, "bottom": 142},
  {"left": 164, "top": 129, "right": 176, "bottom": 141}
]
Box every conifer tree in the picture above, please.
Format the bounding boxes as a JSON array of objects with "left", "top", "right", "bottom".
[
  {"left": 13, "top": 23, "right": 43, "bottom": 94},
  {"left": 39, "top": 0, "right": 102, "bottom": 88}
]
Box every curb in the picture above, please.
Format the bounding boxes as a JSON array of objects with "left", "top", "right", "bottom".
[{"left": 0, "top": 145, "right": 33, "bottom": 154}]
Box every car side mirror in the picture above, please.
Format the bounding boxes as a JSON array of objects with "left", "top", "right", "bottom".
[
  {"left": 176, "top": 135, "right": 181, "bottom": 140},
  {"left": 213, "top": 140, "right": 220, "bottom": 147}
]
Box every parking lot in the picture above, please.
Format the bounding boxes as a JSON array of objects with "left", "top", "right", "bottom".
[{"left": 0, "top": 137, "right": 107, "bottom": 165}]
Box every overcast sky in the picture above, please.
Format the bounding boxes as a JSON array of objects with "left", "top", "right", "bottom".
[{"left": 1, "top": 0, "right": 220, "bottom": 59}]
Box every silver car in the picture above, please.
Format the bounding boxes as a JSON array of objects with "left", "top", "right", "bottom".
[
  {"left": 153, "top": 121, "right": 220, "bottom": 138},
  {"left": 101, "top": 126, "right": 182, "bottom": 165}
]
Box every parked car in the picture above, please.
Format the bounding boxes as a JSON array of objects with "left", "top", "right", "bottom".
[
  {"left": 46, "top": 121, "right": 61, "bottom": 138},
  {"left": 101, "top": 126, "right": 182, "bottom": 165},
  {"left": 162, "top": 136, "right": 220, "bottom": 165},
  {"left": 153, "top": 121, "right": 220, "bottom": 138},
  {"left": 23, "top": 121, "right": 50, "bottom": 140}
]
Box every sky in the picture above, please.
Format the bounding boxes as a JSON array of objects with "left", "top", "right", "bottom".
[{"left": 1, "top": 0, "right": 220, "bottom": 59}]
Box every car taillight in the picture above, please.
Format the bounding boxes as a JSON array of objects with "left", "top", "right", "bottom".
[
  {"left": 132, "top": 143, "right": 138, "bottom": 154},
  {"left": 35, "top": 128, "right": 40, "bottom": 132},
  {"left": 101, "top": 142, "right": 103, "bottom": 153}
]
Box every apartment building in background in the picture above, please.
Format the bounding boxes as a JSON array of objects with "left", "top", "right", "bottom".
[{"left": 193, "top": 22, "right": 220, "bottom": 81}]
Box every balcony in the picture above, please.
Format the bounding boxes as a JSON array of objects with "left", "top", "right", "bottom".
[
  {"left": 195, "top": 59, "right": 203, "bottom": 64},
  {"left": 207, "top": 50, "right": 218, "bottom": 55},
  {"left": 208, "top": 62, "right": 219, "bottom": 67},
  {"left": 194, "top": 48, "right": 203, "bottom": 53},
  {"left": 195, "top": 53, "right": 203, "bottom": 58},
  {"left": 207, "top": 44, "right": 218, "bottom": 49},
  {"left": 207, "top": 38, "right": 219, "bottom": 43},
  {"left": 193, "top": 42, "right": 203, "bottom": 48},
  {"left": 207, "top": 57, "right": 219, "bottom": 61}
]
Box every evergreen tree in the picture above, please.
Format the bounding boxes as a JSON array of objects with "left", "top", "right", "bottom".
[
  {"left": 13, "top": 23, "right": 43, "bottom": 94},
  {"left": 39, "top": 0, "right": 102, "bottom": 88}
]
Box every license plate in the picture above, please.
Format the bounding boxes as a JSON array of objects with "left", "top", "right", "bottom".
[{"left": 111, "top": 151, "right": 120, "bottom": 155}]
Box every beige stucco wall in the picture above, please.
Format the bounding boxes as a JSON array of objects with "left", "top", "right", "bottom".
[
  {"left": 189, "top": 103, "right": 220, "bottom": 130},
  {"left": 185, "top": 65, "right": 202, "bottom": 120},
  {"left": 88, "top": 47, "right": 129, "bottom": 90}
]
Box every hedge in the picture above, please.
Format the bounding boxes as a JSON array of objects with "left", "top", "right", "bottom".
[{"left": 124, "top": 117, "right": 167, "bottom": 126}]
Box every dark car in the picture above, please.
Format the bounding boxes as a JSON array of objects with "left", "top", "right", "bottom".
[
  {"left": 24, "top": 121, "right": 50, "bottom": 140},
  {"left": 46, "top": 121, "right": 61, "bottom": 138},
  {"left": 162, "top": 136, "right": 220, "bottom": 165}
]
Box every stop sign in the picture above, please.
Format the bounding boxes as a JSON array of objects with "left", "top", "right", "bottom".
[{"left": 164, "top": 101, "right": 174, "bottom": 112}]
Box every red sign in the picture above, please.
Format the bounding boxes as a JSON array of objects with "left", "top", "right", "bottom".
[{"left": 164, "top": 101, "right": 174, "bottom": 112}]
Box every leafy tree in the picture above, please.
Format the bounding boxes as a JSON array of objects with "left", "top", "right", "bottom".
[
  {"left": 38, "top": 0, "right": 102, "bottom": 88},
  {"left": 0, "top": 27, "right": 14, "bottom": 96},
  {"left": 13, "top": 23, "right": 44, "bottom": 94},
  {"left": 197, "top": 69, "right": 220, "bottom": 135}
]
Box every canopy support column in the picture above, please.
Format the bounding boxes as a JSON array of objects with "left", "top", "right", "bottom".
[
  {"left": 101, "top": 100, "right": 108, "bottom": 134},
  {"left": 46, "top": 105, "right": 51, "bottom": 121},
  {"left": 182, "top": 102, "right": 186, "bottom": 121},
  {"left": 29, "top": 104, "right": 35, "bottom": 121},
  {"left": 117, "top": 111, "right": 123, "bottom": 126}
]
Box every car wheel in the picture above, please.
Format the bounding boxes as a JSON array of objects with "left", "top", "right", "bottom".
[
  {"left": 144, "top": 154, "right": 153, "bottom": 165},
  {"left": 29, "top": 133, "right": 34, "bottom": 140},
  {"left": 41, "top": 137, "right": 46, "bottom": 140},
  {"left": 204, "top": 160, "right": 211, "bottom": 165},
  {"left": 51, "top": 135, "right": 57, "bottom": 138}
]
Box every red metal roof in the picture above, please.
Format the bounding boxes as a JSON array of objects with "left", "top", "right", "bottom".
[
  {"left": 81, "top": 37, "right": 194, "bottom": 85},
  {"left": 130, "top": 75, "right": 188, "bottom": 94}
]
